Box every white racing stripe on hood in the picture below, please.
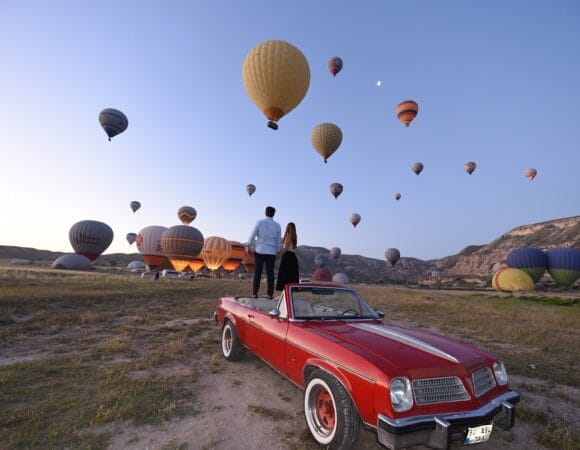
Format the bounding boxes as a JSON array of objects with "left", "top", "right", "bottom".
[{"left": 349, "top": 323, "right": 459, "bottom": 363}]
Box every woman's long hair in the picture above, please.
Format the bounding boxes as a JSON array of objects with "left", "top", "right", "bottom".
[{"left": 284, "top": 222, "right": 297, "bottom": 248}]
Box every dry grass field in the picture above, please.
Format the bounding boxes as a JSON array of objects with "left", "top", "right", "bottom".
[{"left": 0, "top": 265, "right": 578, "bottom": 449}]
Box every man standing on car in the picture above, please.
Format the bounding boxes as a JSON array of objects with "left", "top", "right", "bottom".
[{"left": 246, "top": 206, "right": 282, "bottom": 299}]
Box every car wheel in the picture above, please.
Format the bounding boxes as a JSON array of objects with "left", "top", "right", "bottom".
[
  {"left": 304, "top": 369, "right": 361, "bottom": 450},
  {"left": 221, "top": 320, "right": 244, "bottom": 361}
]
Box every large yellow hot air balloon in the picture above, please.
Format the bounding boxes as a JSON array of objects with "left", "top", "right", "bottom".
[
  {"left": 242, "top": 40, "right": 310, "bottom": 130},
  {"left": 311, "top": 123, "right": 343, "bottom": 163},
  {"left": 202, "top": 236, "right": 232, "bottom": 271}
]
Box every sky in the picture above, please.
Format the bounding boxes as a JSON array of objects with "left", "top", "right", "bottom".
[{"left": 1, "top": 1, "right": 579, "bottom": 261}]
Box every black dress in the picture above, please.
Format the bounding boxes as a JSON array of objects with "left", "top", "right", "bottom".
[{"left": 276, "top": 249, "right": 299, "bottom": 291}]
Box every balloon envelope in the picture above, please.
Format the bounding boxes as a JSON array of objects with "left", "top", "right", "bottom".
[
  {"left": 394, "top": 193, "right": 402, "bottom": 201},
  {"left": 136, "top": 225, "right": 171, "bottom": 270},
  {"left": 242, "top": 40, "right": 310, "bottom": 129},
  {"left": 546, "top": 247, "right": 580, "bottom": 287},
  {"left": 411, "top": 162, "right": 424, "bottom": 175},
  {"left": 395, "top": 100, "right": 419, "bottom": 127},
  {"left": 129, "top": 201, "right": 141, "bottom": 213},
  {"left": 330, "top": 247, "right": 341, "bottom": 259},
  {"left": 332, "top": 273, "right": 350, "bottom": 284},
  {"left": 99, "top": 108, "right": 128, "bottom": 140},
  {"left": 202, "top": 236, "right": 232, "bottom": 271},
  {"left": 127, "top": 260, "right": 146, "bottom": 271},
  {"left": 524, "top": 168, "right": 537, "bottom": 181},
  {"left": 311, "top": 123, "right": 343, "bottom": 163},
  {"left": 52, "top": 254, "right": 93, "bottom": 271},
  {"left": 330, "top": 183, "right": 343, "bottom": 199},
  {"left": 313, "top": 268, "right": 333, "bottom": 282},
  {"left": 222, "top": 241, "right": 245, "bottom": 271},
  {"left": 314, "top": 254, "right": 330, "bottom": 268},
  {"left": 126, "top": 233, "right": 137, "bottom": 245},
  {"left": 328, "top": 56, "right": 343, "bottom": 77},
  {"left": 246, "top": 184, "right": 256, "bottom": 196},
  {"left": 385, "top": 248, "right": 401, "bottom": 267},
  {"left": 161, "top": 225, "right": 205, "bottom": 272},
  {"left": 177, "top": 206, "right": 197, "bottom": 225},
  {"left": 505, "top": 247, "right": 547, "bottom": 283},
  {"left": 492, "top": 268, "right": 535, "bottom": 292},
  {"left": 464, "top": 162, "right": 477, "bottom": 175},
  {"left": 242, "top": 255, "right": 255, "bottom": 274},
  {"left": 69, "top": 220, "right": 114, "bottom": 261},
  {"left": 350, "top": 213, "right": 361, "bottom": 228}
]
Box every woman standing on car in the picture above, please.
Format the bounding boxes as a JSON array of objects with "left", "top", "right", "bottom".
[{"left": 276, "top": 222, "right": 299, "bottom": 291}]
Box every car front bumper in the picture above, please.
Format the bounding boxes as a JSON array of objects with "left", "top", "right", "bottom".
[{"left": 377, "top": 390, "right": 519, "bottom": 450}]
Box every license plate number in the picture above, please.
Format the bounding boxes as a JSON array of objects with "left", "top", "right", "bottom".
[{"left": 465, "top": 424, "right": 493, "bottom": 444}]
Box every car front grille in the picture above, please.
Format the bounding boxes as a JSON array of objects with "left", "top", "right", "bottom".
[
  {"left": 412, "top": 376, "right": 470, "bottom": 405},
  {"left": 472, "top": 367, "right": 496, "bottom": 397}
]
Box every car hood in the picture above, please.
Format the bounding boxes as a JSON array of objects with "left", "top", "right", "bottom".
[{"left": 304, "top": 320, "right": 492, "bottom": 375}]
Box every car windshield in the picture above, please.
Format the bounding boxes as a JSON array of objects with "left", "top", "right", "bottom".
[{"left": 290, "top": 286, "right": 378, "bottom": 320}]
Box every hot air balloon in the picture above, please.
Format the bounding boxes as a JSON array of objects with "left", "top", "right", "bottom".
[
  {"left": 506, "top": 247, "right": 547, "bottom": 284},
  {"left": 464, "top": 162, "right": 477, "bottom": 175},
  {"left": 313, "top": 268, "right": 333, "bottom": 282},
  {"left": 350, "top": 213, "right": 361, "bottom": 228},
  {"left": 394, "top": 193, "right": 402, "bottom": 201},
  {"left": 189, "top": 256, "right": 206, "bottom": 273},
  {"left": 242, "top": 40, "right": 310, "bottom": 130},
  {"left": 222, "top": 241, "right": 246, "bottom": 271},
  {"left": 201, "top": 236, "right": 232, "bottom": 271},
  {"left": 69, "top": 220, "right": 114, "bottom": 261},
  {"left": 246, "top": 184, "right": 256, "bottom": 197},
  {"left": 129, "top": 201, "right": 141, "bottom": 213},
  {"left": 177, "top": 206, "right": 197, "bottom": 225},
  {"left": 396, "top": 100, "right": 419, "bottom": 127},
  {"left": 242, "top": 255, "right": 255, "bottom": 274},
  {"left": 411, "top": 162, "right": 424, "bottom": 176},
  {"left": 136, "top": 225, "right": 171, "bottom": 270},
  {"left": 52, "top": 254, "right": 93, "bottom": 271},
  {"left": 160, "top": 225, "right": 205, "bottom": 272},
  {"left": 311, "top": 123, "right": 343, "bottom": 163},
  {"left": 492, "top": 268, "right": 534, "bottom": 292},
  {"left": 127, "top": 260, "right": 146, "bottom": 271},
  {"left": 126, "top": 233, "right": 137, "bottom": 245},
  {"left": 524, "top": 168, "right": 537, "bottom": 181},
  {"left": 546, "top": 248, "right": 580, "bottom": 287},
  {"left": 385, "top": 248, "right": 401, "bottom": 267},
  {"left": 99, "top": 108, "right": 128, "bottom": 141},
  {"left": 330, "top": 182, "right": 343, "bottom": 199},
  {"left": 328, "top": 56, "right": 343, "bottom": 77},
  {"left": 314, "top": 254, "right": 330, "bottom": 268},
  {"left": 332, "top": 273, "right": 350, "bottom": 284},
  {"left": 330, "top": 247, "right": 341, "bottom": 259}
]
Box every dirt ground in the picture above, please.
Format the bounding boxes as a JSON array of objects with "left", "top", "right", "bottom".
[{"left": 100, "top": 320, "right": 576, "bottom": 450}]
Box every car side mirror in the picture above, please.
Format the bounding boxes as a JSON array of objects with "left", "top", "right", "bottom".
[
  {"left": 376, "top": 310, "right": 385, "bottom": 319},
  {"left": 268, "top": 308, "right": 281, "bottom": 318}
]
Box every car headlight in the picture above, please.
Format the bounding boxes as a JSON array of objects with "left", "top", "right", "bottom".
[
  {"left": 493, "top": 361, "right": 508, "bottom": 385},
  {"left": 390, "top": 377, "right": 413, "bottom": 412}
]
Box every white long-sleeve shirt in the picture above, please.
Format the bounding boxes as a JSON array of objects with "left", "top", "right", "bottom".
[{"left": 246, "top": 217, "right": 282, "bottom": 255}]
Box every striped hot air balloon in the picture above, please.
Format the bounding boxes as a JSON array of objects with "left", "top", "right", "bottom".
[
  {"left": 136, "top": 225, "right": 171, "bottom": 270},
  {"left": 246, "top": 184, "right": 256, "bottom": 196},
  {"left": 505, "top": 247, "right": 547, "bottom": 284},
  {"left": 332, "top": 273, "right": 350, "bottom": 284},
  {"left": 177, "top": 206, "right": 197, "bottom": 225},
  {"left": 464, "top": 162, "right": 477, "bottom": 175},
  {"left": 69, "top": 220, "right": 114, "bottom": 261},
  {"left": 314, "top": 254, "right": 330, "bottom": 268},
  {"left": 395, "top": 100, "right": 419, "bottom": 127},
  {"left": 222, "top": 241, "right": 246, "bottom": 271},
  {"left": 99, "top": 108, "right": 128, "bottom": 141},
  {"left": 330, "top": 247, "right": 341, "bottom": 259},
  {"left": 330, "top": 183, "right": 343, "bottom": 199},
  {"left": 311, "top": 123, "right": 343, "bottom": 163},
  {"left": 242, "top": 254, "right": 255, "bottom": 274},
  {"left": 546, "top": 247, "right": 580, "bottom": 287},
  {"left": 242, "top": 40, "right": 310, "bottom": 130},
  {"left": 328, "top": 56, "right": 343, "bottom": 77},
  {"left": 160, "top": 225, "right": 205, "bottom": 272},
  {"left": 202, "top": 236, "right": 232, "bottom": 271}
]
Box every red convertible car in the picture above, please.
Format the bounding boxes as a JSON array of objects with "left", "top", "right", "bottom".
[{"left": 214, "top": 283, "right": 519, "bottom": 450}]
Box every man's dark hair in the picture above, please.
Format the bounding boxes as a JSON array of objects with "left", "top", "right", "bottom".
[{"left": 265, "top": 206, "right": 276, "bottom": 217}]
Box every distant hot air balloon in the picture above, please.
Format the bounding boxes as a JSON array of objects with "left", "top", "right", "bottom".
[
  {"left": 161, "top": 225, "right": 205, "bottom": 272},
  {"left": 136, "top": 225, "right": 171, "bottom": 270},
  {"left": 177, "top": 206, "right": 197, "bottom": 225},
  {"left": 385, "top": 248, "right": 401, "bottom": 267},
  {"left": 314, "top": 254, "right": 330, "bottom": 268},
  {"left": 246, "top": 184, "right": 256, "bottom": 197},
  {"left": 464, "top": 161, "right": 477, "bottom": 175},
  {"left": 506, "top": 247, "right": 547, "bottom": 284},
  {"left": 350, "top": 213, "right": 361, "bottom": 228},
  {"left": 396, "top": 100, "right": 419, "bottom": 127},
  {"left": 69, "top": 220, "right": 114, "bottom": 261},
  {"left": 546, "top": 248, "right": 580, "bottom": 287},
  {"left": 311, "top": 123, "right": 343, "bottom": 163},
  {"left": 126, "top": 233, "right": 137, "bottom": 245},
  {"left": 411, "top": 162, "right": 424, "bottom": 176},
  {"left": 328, "top": 56, "right": 343, "bottom": 77},
  {"left": 127, "top": 260, "right": 146, "bottom": 271},
  {"left": 52, "top": 254, "right": 93, "bottom": 271},
  {"left": 130, "top": 201, "right": 141, "bottom": 213},
  {"left": 524, "top": 168, "right": 537, "bottom": 181},
  {"left": 330, "top": 183, "right": 343, "bottom": 199},
  {"left": 394, "top": 193, "right": 402, "bottom": 201},
  {"left": 202, "top": 236, "right": 232, "bottom": 271},
  {"left": 99, "top": 108, "right": 128, "bottom": 141},
  {"left": 332, "top": 273, "right": 350, "bottom": 284},
  {"left": 242, "top": 40, "right": 310, "bottom": 130},
  {"left": 242, "top": 254, "right": 255, "bottom": 274},
  {"left": 313, "top": 268, "right": 333, "bottom": 282},
  {"left": 492, "top": 268, "right": 534, "bottom": 292},
  {"left": 222, "top": 241, "right": 246, "bottom": 271},
  {"left": 330, "top": 247, "right": 341, "bottom": 259}
]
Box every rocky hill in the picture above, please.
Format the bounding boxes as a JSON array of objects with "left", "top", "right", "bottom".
[{"left": 2, "top": 215, "right": 578, "bottom": 283}]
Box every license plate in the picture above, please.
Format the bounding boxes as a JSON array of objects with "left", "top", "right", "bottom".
[{"left": 464, "top": 424, "right": 493, "bottom": 444}]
